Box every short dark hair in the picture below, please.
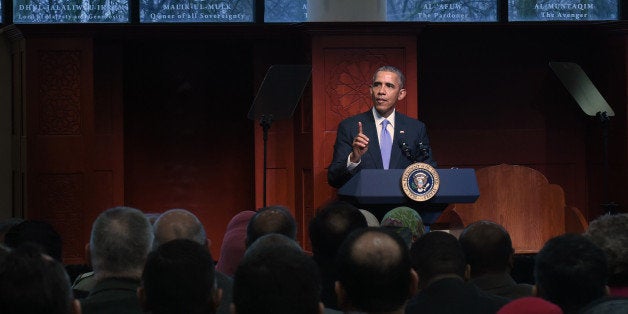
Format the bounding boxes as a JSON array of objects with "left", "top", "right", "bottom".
[
  {"left": 336, "top": 227, "right": 412, "bottom": 312},
  {"left": 585, "top": 213, "right": 628, "bottom": 286},
  {"left": 410, "top": 231, "right": 466, "bottom": 287},
  {"left": 535, "top": 234, "right": 608, "bottom": 313},
  {"left": 458, "top": 220, "right": 513, "bottom": 275},
  {"left": 4, "top": 220, "right": 62, "bottom": 262},
  {"left": 142, "top": 239, "right": 218, "bottom": 314},
  {"left": 233, "top": 234, "right": 321, "bottom": 314},
  {"left": 309, "top": 200, "right": 367, "bottom": 260},
  {"left": 373, "top": 65, "right": 406, "bottom": 89},
  {"left": 245, "top": 205, "right": 296, "bottom": 247},
  {"left": 0, "top": 243, "right": 74, "bottom": 314}
]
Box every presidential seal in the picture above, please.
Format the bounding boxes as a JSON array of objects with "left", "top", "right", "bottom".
[{"left": 401, "top": 162, "right": 440, "bottom": 202}]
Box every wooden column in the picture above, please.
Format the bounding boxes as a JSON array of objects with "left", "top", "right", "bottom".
[{"left": 3, "top": 26, "right": 124, "bottom": 264}]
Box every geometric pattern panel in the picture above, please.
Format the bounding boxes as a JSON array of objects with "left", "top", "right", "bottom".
[
  {"left": 38, "top": 50, "right": 82, "bottom": 135},
  {"left": 36, "top": 173, "right": 85, "bottom": 262}
]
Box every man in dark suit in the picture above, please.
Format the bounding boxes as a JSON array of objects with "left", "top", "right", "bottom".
[
  {"left": 406, "top": 231, "right": 509, "bottom": 314},
  {"left": 458, "top": 220, "right": 534, "bottom": 299},
  {"left": 327, "top": 65, "right": 435, "bottom": 188}
]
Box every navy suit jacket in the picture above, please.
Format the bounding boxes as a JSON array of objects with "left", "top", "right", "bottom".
[{"left": 327, "top": 109, "right": 436, "bottom": 188}]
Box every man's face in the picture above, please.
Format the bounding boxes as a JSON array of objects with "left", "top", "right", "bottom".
[{"left": 370, "top": 70, "right": 406, "bottom": 118}]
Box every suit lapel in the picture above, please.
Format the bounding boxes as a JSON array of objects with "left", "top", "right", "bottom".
[{"left": 360, "top": 111, "right": 382, "bottom": 168}]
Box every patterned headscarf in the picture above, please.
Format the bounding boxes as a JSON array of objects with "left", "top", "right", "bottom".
[{"left": 380, "top": 206, "right": 425, "bottom": 238}]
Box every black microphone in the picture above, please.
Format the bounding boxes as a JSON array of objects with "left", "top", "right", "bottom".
[
  {"left": 417, "top": 142, "right": 430, "bottom": 162},
  {"left": 398, "top": 136, "right": 415, "bottom": 162}
]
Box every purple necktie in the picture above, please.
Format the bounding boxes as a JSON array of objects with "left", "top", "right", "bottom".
[{"left": 380, "top": 119, "right": 392, "bottom": 169}]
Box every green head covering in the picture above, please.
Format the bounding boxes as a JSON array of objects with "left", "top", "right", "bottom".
[{"left": 380, "top": 206, "right": 425, "bottom": 238}]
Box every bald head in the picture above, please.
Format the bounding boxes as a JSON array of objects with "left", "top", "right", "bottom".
[
  {"left": 351, "top": 230, "right": 403, "bottom": 268},
  {"left": 246, "top": 206, "right": 296, "bottom": 248},
  {"left": 336, "top": 227, "right": 414, "bottom": 313},
  {"left": 153, "top": 209, "right": 207, "bottom": 249}
]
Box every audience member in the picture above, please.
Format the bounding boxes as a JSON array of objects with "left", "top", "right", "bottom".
[
  {"left": 459, "top": 220, "right": 533, "bottom": 299},
  {"left": 308, "top": 200, "right": 367, "bottom": 310},
  {"left": 232, "top": 233, "right": 322, "bottom": 314},
  {"left": 4, "top": 219, "right": 62, "bottom": 261},
  {"left": 335, "top": 227, "right": 417, "bottom": 314},
  {"left": 0, "top": 243, "right": 81, "bottom": 314},
  {"left": 245, "top": 205, "right": 296, "bottom": 247},
  {"left": 139, "top": 238, "right": 222, "bottom": 314},
  {"left": 152, "top": 208, "right": 207, "bottom": 249},
  {"left": 406, "top": 231, "right": 509, "bottom": 314},
  {"left": 216, "top": 210, "right": 256, "bottom": 277},
  {"left": 0, "top": 217, "right": 23, "bottom": 243},
  {"left": 359, "top": 209, "right": 380, "bottom": 227},
  {"left": 585, "top": 213, "right": 628, "bottom": 297},
  {"left": 380, "top": 206, "right": 425, "bottom": 247},
  {"left": 152, "top": 208, "right": 233, "bottom": 314},
  {"left": 497, "top": 297, "right": 563, "bottom": 314},
  {"left": 579, "top": 295, "right": 628, "bottom": 314},
  {"left": 80, "top": 206, "right": 153, "bottom": 314},
  {"left": 534, "top": 234, "right": 609, "bottom": 314}
]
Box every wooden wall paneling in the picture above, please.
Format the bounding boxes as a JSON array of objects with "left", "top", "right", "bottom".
[
  {"left": 295, "top": 86, "right": 314, "bottom": 249},
  {"left": 253, "top": 118, "right": 295, "bottom": 210},
  {"left": 9, "top": 33, "right": 26, "bottom": 219},
  {"left": 24, "top": 37, "right": 94, "bottom": 264},
  {"left": 310, "top": 34, "right": 418, "bottom": 212},
  {"left": 445, "top": 164, "right": 568, "bottom": 253},
  {"left": 90, "top": 40, "right": 125, "bottom": 251},
  {"left": 122, "top": 40, "right": 256, "bottom": 259},
  {"left": 418, "top": 27, "right": 595, "bottom": 219}
]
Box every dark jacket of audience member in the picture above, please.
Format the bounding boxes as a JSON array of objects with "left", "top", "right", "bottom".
[
  {"left": 309, "top": 200, "right": 368, "bottom": 310},
  {"left": 534, "top": 234, "right": 609, "bottom": 314},
  {"left": 459, "top": 220, "right": 533, "bottom": 299},
  {"left": 335, "top": 227, "right": 417, "bottom": 314},
  {"left": 406, "top": 231, "right": 510, "bottom": 314},
  {"left": 233, "top": 233, "right": 322, "bottom": 314},
  {"left": 139, "top": 239, "right": 222, "bottom": 314}
]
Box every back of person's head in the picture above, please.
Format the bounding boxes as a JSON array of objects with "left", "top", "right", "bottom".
[
  {"left": 381, "top": 206, "right": 425, "bottom": 246},
  {"left": 89, "top": 206, "right": 153, "bottom": 279},
  {"left": 0, "top": 243, "right": 78, "bottom": 314},
  {"left": 0, "top": 217, "right": 24, "bottom": 242},
  {"left": 233, "top": 233, "right": 321, "bottom": 314},
  {"left": 335, "top": 227, "right": 415, "bottom": 313},
  {"left": 309, "top": 200, "right": 367, "bottom": 260},
  {"left": 458, "top": 220, "right": 514, "bottom": 276},
  {"left": 534, "top": 233, "right": 608, "bottom": 314},
  {"left": 410, "top": 230, "right": 467, "bottom": 288},
  {"left": 4, "top": 219, "right": 63, "bottom": 262},
  {"left": 152, "top": 208, "right": 206, "bottom": 249},
  {"left": 140, "top": 239, "right": 220, "bottom": 314},
  {"left": 245, "top": 205, "right": 296, "bottom": 247},
  {"left": 585, "top": 213, "right": 628, "bottom": 287},
  {"left": 216, "top": 210, "right": 256, "bottom": 277}
]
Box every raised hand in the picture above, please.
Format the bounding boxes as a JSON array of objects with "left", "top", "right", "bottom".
[{"left": 350, "top": 121, "right": 370, "bottom": 163}]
